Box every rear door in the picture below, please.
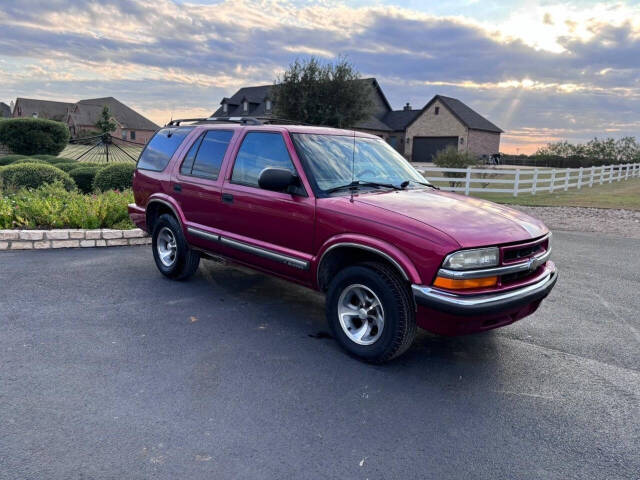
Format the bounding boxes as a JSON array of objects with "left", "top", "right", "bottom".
[
  {"left": 218, "top": 130, "right": 315, "bottom": 282},
  {"left": 171, "top": 128, "right": 236, "bottom": 250}
]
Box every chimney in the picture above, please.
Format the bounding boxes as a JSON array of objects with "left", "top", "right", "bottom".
[{"left": 403, "top": 102, "right": 412, "bottom": 111}]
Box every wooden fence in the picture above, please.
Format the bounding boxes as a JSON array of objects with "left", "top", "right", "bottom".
[{"left": 420, "top": 163, "right": 640, "bottom": 197}]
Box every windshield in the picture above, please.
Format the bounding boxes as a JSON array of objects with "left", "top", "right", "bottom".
[{"left": 291, "top": 133, "right": 429, "bottom": 194}]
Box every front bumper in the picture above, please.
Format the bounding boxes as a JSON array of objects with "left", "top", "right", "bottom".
[{"left": 412, "top": 263, "right": 557, "bottom": 318}]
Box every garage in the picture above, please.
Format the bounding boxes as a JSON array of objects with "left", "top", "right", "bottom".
[{"left": 411, "top": 136, "right": 458, "bottom": 162}]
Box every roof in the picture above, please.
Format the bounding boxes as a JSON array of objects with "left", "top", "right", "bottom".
[
  {"left": 68, "top": 104, "right": 110, "bottom": 128},
  {"left": 382, "top": 109, "right": 422, "bottom": 131},
  {"left": 77, "top": 97, "right": 159, "bottom": 130},
  {"left": 0, "top": 102, "right": 11, "bottom": 118},
  {"left": 354, "top": 115, "right": 392, "bottom": 131},
  {"left": 427, "top": 95, "right": 503, "bottom": 133},
  {"left": 14, "top": 97, "right": 74, "bottom": 120}
]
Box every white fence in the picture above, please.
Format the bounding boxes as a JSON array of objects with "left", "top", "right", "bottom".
[{"left": 420, "top": 163, "right": 640, "bottom": 197}]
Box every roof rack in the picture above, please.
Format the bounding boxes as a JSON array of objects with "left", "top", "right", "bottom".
[{"left": 165, "top": 116, "right": 314, "bottom": 127}]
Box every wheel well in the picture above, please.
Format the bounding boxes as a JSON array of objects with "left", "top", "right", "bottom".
[
  {"left": 146, "top": 201, "right": 177, "bottom": 232},
  {"left": 317, "top": 246, "right": 409, "bottom": 291}
]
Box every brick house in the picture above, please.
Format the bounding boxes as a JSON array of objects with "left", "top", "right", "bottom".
[
  {"left": 12, "top": 96, "right": 159, "bottom": 145},
  {"left": 211, "top": 79, "right": 502, "bottom": 161}
]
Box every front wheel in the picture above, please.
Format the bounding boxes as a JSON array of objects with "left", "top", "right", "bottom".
[
  {"left": 152, "top": 214, "right": 200, "bottom": 280},
  {"left": 326, "top": 262, "right": 416, "bottom": 363}
]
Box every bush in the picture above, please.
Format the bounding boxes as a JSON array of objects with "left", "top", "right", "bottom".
[
  {"left": 0, "top": 155, "right": 28, "bottom": 166},
  {"left": 44, "top": 156, "right": 76, "bottom": 165},
  {"left": 0, "top": 118, "right": 70, "bottom": 156},
  {"left": 54, "top": 162, "right": 82, "bottom": 173},
  {"left": 0, "top": 163, "right": 76, "bottom": 191},
  {"left": 93, "top": 163, "right": 135, "bottom": 191},
  {"left": 433, "top": 146, "right": 479, "bottom": 187},
  {"left": 30, "top": 154, "right": 60, "bottom": 161},
  {"left": 0, "top": 181, "right": 134, "bottom": 229},
  {"left": 69, "top": 165, "right": 102, "bottom": 193},
  {"left": 10, "top": 158, "right": 48, "bottom": 165}
]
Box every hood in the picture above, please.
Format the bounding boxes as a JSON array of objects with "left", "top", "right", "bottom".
[{"left": 353, "top": 189, "right": 548, "bottom": 248}]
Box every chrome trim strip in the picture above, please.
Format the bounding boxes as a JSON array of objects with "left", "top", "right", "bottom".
[
  {"left": 412, "top": 270, "right": 555, "bottom": 307},
  {"left": 187, "top": 227, "right": 220, "bottom": 243},
  {"left": 219, "top": 237, "right": 309, "bottom": 270},
  {"left": 317, "top": 242, "right": 410, "bottom": 284},
  {"left": 437, "top": 248, "right": 551, "bottom": 280}
]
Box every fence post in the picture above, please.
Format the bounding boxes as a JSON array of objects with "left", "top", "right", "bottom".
[
  {"left": 599, "top": 166, "right": 604, "bottom": 184},
  {"left": 564, "top": 168, "right": 570, "bottom": 191},
  {"left": 550, "top": 169, "right": 556, "bottom": 193},
  {"left": 609, "top": 164, "right": 614, "bottom": 183},
  {"left": 625, "top": 164, "right": 629, "bottom": 180},
  {"left": 513, "top": 169, "right": 520, "bottom": 197},
  {"left": 577, "top": 167, "right": 583, "bottom": 189},
  {"left": 589, "top": 166, "right": 595, "bottom": 187},
  {"left": 464, "top": 166, "right": 471, "bottom": 196},
  {"left": 617, "top": 164, "right": 622, "bottom": 182},
  {"left": 531, "top": 168, "right": 539, "bottom": 195}
]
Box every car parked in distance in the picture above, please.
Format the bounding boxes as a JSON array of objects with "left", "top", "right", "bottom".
[{"left": 129, "top": 117, "right": 557, "bottom": 363}]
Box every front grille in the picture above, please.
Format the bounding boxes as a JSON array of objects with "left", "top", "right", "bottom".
[
  {"left": 503, "top": 243, "right": 543, "bottom": 262},
  {"left": 498, "top": 235, "right": 550, "bottom": 286}
]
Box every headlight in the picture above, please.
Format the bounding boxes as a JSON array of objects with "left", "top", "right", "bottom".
[{"left": 442, "top": 247, "right": 499, "bottom": 270}]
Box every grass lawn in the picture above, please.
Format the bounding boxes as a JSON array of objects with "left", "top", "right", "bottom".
[{"left": 470, "top": 178, "right": 640, "bottom": 210}]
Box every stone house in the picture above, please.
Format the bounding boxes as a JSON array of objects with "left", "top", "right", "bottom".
[
  {"left": 12, "top": 96, "right": 159, "bottom": 145},
  {"left": 211, "top": 79, "right": 502, "bottom": 161}
]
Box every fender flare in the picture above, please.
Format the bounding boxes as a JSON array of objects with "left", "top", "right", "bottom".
[{"left": 145, "top": 195, "right": 186, "bottom": 231}]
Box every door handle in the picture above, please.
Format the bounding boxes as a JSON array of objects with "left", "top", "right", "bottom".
[
  {"left": 222, "top": 193, "right": 234, "bottom": 204},
  {"left": 173, "top": 183, "right": 182, "bottom": 192}
]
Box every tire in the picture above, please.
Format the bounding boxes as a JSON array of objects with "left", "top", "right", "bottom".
[
  {"left": 326, "top": 261, "right": 416, "bottom": 363},
  {"left": 151, "top": 214, "right": 200, "bottom": 280}
]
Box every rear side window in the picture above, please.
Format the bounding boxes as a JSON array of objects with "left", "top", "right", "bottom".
[
  {"left": 231, "top": 132, "right": 294, "bottom": 187},
  {"left": 188, "top": 130, "right": 234, "bottom": 180},
  {"left": 137, "top": 127, "right": 194, "bottom": 171}
]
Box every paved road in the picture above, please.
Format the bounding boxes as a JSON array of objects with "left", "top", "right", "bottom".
[{"left": 1, "top": 231, "right": 638, "bottom": 479}]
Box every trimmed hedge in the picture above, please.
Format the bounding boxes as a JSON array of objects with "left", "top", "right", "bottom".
[
  {"left": 54, "top": 162, "right": 83, "bottom": 173},
  {"left": 9, "top": 158, "right": 48, "bottom": 165},
  {"left": 69, "top": 165, "right": 102, "bottom": 193},
  {"left": 93, "top": 163, "right": 135, "bottom": 191},
  {"left": 0, "top": 163, "right": 75, "bottom": 191},
  {"left": 0, "top": 155, "right": 28, "bottom": 166},
  {"left": 0, "top": 118, "right": 70, "bottom": 156}
]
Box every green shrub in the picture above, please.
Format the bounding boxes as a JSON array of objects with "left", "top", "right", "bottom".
[
  {"left": 54, "top": 162, "right": 82, "bottom": 173},
  {"left": 0, "top": 163, "right": 75, "bottom": 190},
  {"left": 0, "top": 155, "right": 28, "bottom": 166},
  {"left": 30, "top": 154, "right": 60, "bottom": 161},
  {"left": 0, "top": 118, "right": 70, "bottom": 156},
  {"left": 44, "top": 156, "right": 76, "bottom": 165},
  {"left": 93, "top": 163, "right": 136, "bottom": 191},
  {"left": 10, "top": 158, "right": 48, "bottom": 165},
  {"left": 69, "top": 165, "right": 101, "bottom": 193},
  {"left": 433, "top": 146, "right": 479, "bottom": 188},
  {"left": 0, "top": 181, "right": 134, "bottom": 229}
]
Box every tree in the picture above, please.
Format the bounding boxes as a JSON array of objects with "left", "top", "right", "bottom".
[
  {"left": 272, "top": 57, "right": 374, "bottom": 128},
  {"left": 95, "top": 105, "right": 117, "bottom": 134}
]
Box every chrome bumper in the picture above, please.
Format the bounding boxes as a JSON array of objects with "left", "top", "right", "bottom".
[{"left": 412, "top": 268, "right": 558, "bottom": 316}]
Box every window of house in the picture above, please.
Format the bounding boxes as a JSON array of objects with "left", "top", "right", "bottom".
[
  {"left": 243, "top": 101, "right": 248, "bottom": 113},
  {"left": 130, "top": 131, "right": 136, "bottom": 140},
  {"left": 122, "top": 131, "right": 127, "bottom": 140},
  {"left": 388, "top": 136, "right": 398, "bottom": 148},
  {"left": 265, "top": 99, "right": 272, "bottom": 111},
  {"left": 222, "top": 103, "right": 228, "bottom": 113},
  {"left": 231, "top": 132, "right": 295, "bottom": 188},
  {"left": 435, "top": 106, "right": 440, "bottom": 115},
  {"left": 181, "top": 130, "right": 234, "bottom": 180},
  {"left": 137, "top": 127, "right": 194, "bottom": 171}
]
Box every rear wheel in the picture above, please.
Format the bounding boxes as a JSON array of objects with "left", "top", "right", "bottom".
[
  {"left": 326, "top": 261, "right": 416, "bottom": 363},
  {"left": 152, "top": 214, "right": 200, "bottom": 280}
]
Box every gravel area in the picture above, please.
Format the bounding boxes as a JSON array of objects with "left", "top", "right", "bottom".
[{"left": 511, "top": 205, "right": 640, "bottom": 239}]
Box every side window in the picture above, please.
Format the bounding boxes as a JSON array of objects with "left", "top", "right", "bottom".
[
  {"left": 180, "top": 130, "right": 233, "bottom": 180},
  {"left": 137, "top": 127, "right": 194, "bottom": 171},
  {"left": 231, "top": 132, "right": 295, "bottom": 188},
  {"left": 179, "top": 134, "right": 204, "bottom": 175}
]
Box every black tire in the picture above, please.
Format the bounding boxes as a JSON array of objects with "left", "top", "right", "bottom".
[
  {"left": 151, "top": 214, "right": 200, "bottom": 280},
  {"left": 326, "top": 261, "right": 416, "bottom": 363}
]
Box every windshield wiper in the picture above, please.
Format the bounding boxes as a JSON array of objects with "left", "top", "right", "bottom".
[
  {"left": 325, "top": 180, "right": 403, "bottom": 194},
  {"left": 405, "top": 179, "right": 439, "bottom": 190}
]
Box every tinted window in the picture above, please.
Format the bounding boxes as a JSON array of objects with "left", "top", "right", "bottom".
[
  {"left": 231, "top": 132, "right": 294, "bottom": 187},
  {"left": 190, "top": 130, "right": 234, "bottom": 179},
  {"left": 137, "top": 127, "right": 194, "bottom": 171},
  {"left": 179, "top": 134, "right": 204, "bottom": 175}
]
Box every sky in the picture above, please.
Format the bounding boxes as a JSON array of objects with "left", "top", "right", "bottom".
[{"left": 0, "top": 0, "right": 639, "bottom": 153}]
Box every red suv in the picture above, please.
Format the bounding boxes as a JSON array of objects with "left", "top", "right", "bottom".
[{"left": 129, "top": 118, "right": 557, "bottom": 363}]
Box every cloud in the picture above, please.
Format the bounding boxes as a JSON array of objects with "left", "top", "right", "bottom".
[{"left": 0, "top": 0, "right": 638, "bottom": 152}]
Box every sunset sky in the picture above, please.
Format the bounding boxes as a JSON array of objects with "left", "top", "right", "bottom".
[{"left": 1, "top": 0, "right": 638, "bottom": 153}]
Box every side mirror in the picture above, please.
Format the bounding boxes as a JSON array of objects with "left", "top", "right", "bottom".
[{"left": 258, "top": 167, "right": 298, "bottom": 193}]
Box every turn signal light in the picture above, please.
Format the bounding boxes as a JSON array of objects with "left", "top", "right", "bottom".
[{"left": 433, "top": 276, "right": 498, "bottom": 290}]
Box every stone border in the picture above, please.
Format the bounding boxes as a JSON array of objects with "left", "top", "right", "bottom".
[{"left": 0, "top": 228, "right": 151, "bottom": 250}]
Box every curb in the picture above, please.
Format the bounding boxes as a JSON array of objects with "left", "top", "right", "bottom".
[{"left": 0, "top": 228, "right": 151, "bottom": 251}]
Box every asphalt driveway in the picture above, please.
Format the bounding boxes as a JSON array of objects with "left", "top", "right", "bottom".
[{"left": 1, "top": 231, "right": 638, "bottom": 479}]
